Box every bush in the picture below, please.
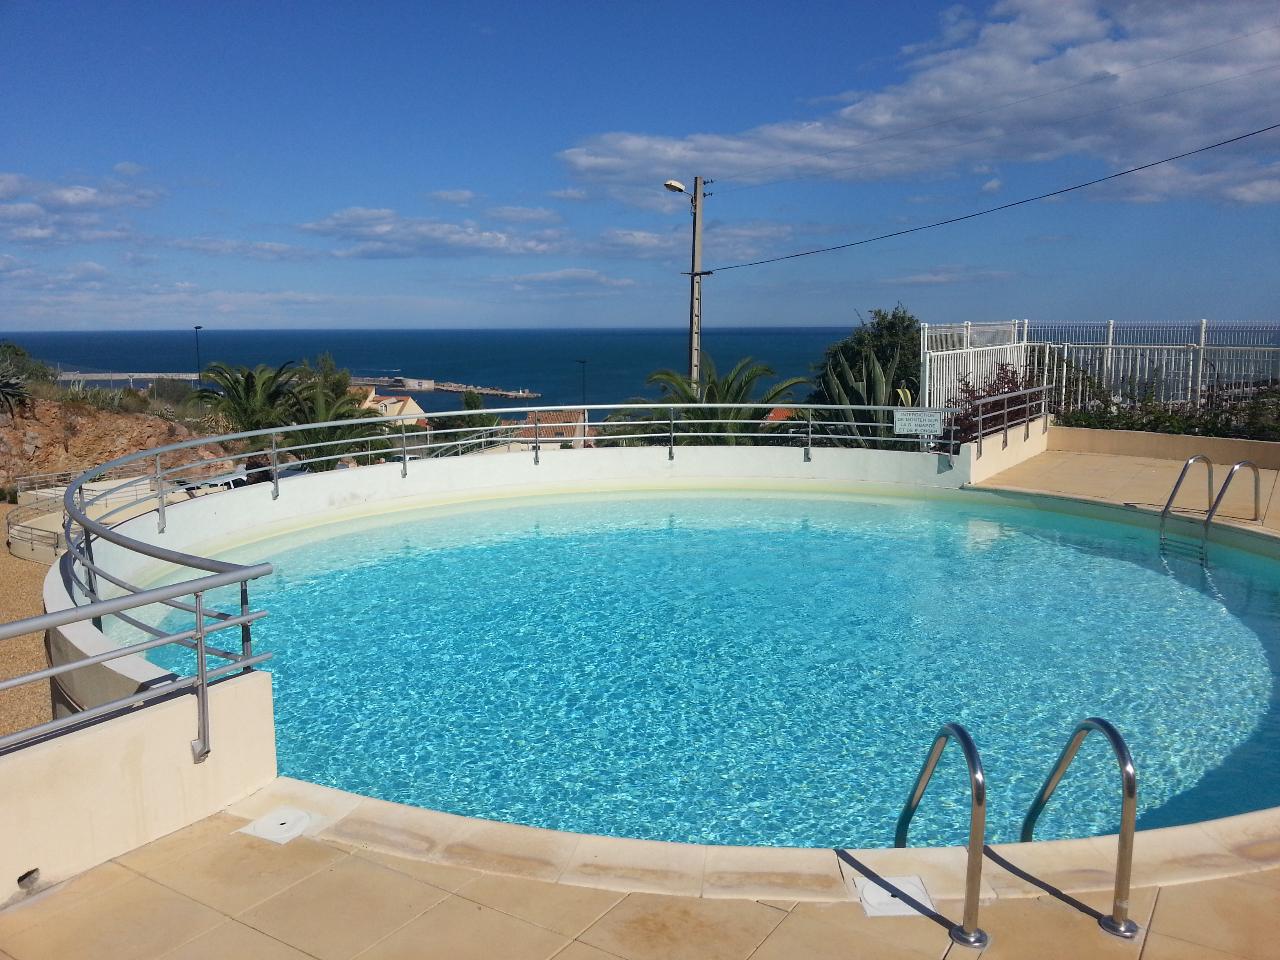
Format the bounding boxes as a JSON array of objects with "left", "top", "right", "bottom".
[
  {"left": 0, "top": 343, "right": 54, "bottom": 382},
  {"left": 807, "top": 304, "right": 920, "bottom": 404},
  {"left": 949, "top": 363, "right": 1042, "bottom": 442},
  {"left": 1056, "top": 388, "right": 1280, "bottom": 442}
]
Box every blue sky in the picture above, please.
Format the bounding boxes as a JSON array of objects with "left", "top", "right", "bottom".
[{"left": 1, "top": 0, "right": 1277, "bottom": 330}]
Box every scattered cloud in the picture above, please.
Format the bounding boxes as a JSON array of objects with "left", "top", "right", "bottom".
[
  {"left": 882, "top": 265, "right": 1014, "bottom": 285},
  {"left": 301, "top": 206, "right": 563, "bottom": 258},
  {"left": 429, "top": 189, "right": 477, "bottom": 204},
  {"left": 488, "top": 205, "right": 560, "bottom": 223},
  {"left": 504, "top": 267, "right": 635, "bottom": 289},
  {"left": 559, "top": 2, "right": 1280, "bottom": 203},
  {"left": 981, "top": 177, "right": 1003, "bottom": 193},
  {"left": 112, "top": 161, "right": 146, "bottom": 176},
  {"left": 549, "top": 187, "right": 589, "bottom": 201},
  {"left": 0, "top": 170, "right": 162, "bottom": 245},
  {"left": 170, "top": 236, "right": 314, "bottom": 260}
]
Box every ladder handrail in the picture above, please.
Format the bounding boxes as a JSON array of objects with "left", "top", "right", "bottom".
[
  {"left": 895, "top": 722, "right": 988, "bottom": 949},
  {"left": 1159, "top": 454, "right": 1214, "bottom": 543},
  {"left": 1204, "top": 460, "right": 1262, "bottom": 530},
  {"left": 1021, "top": 717, "right": 1139, "bottom": 939}
]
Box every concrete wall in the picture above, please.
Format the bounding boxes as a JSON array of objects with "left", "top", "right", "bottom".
[
  {"left": 1049, "top": 426, "right": 1280, "bottom": 469},
  {"left": 964, "top": 417, "right": 1052, "bottom": 485},
  {"left": 0, "top": 670, "right": 275, "bottom": 905}
]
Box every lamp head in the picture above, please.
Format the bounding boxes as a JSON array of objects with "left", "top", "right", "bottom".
[{"left": 663, "top": 180, "right": 687, "bottom": 194}]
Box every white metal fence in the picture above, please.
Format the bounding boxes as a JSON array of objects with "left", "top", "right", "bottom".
[{"left": 922, "top": 342, "right": 1042, "bottom": 409}]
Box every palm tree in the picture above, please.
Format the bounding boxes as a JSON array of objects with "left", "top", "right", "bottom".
[
  {"left": 196, "top": 362, "right": 301, "bottom": 437},
  {"left": 644, "top": 355, "right": 808, "bottom": 444},
  {"left": 288, "top": 383, "right": 386, "bottom": 472}
]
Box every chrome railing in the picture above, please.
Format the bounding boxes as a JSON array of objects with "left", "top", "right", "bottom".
[
  {"left": 1159, "top": 454, "right": 1215, "bottom": 552},
  {"left": 1021, "top": 717, "right": 1139, "bottom": 939},
  {"left": 895, "top": 722, "right": 989, "bottom": 949},
  {"left": 971, "top": 384, "right": 1053, "bottom": 458},
  {"left": 1205, "top": 460, "right": 1262, "bottom": 531},
  {"left": 1160, "top": 456, "right": 1263, "bottom": 564}
]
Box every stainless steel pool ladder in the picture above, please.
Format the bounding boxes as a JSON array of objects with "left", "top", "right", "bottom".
[
  {"left": 1021, "top": 717, "right": 1139, "bottom": 939},
  {"left": 1159, "top": 456, "right": 1262, "bottom": 563},
  {"left": 895, "top": 723, "right": 988, "bottom": 949}
]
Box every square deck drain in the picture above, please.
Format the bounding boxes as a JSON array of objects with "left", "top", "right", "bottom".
[
  {"left": 855, "top": 875, "right": 936, "bottom": 917},
  {"left": 237, "top": 806, "right": 313, "bottom": 844}
]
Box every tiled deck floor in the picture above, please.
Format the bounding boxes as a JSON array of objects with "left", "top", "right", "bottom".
[{"left": 1, "top": 811, "right": 1279, "bottom": 960}]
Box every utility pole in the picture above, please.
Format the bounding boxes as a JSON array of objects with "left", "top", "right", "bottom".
[{"left": 687, "top": 175, "right": 705, "bottom": 387}]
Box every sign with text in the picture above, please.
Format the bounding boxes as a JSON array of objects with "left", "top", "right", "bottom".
[{"left": 893, "top": 409, "right": 944, "bottom": 436}]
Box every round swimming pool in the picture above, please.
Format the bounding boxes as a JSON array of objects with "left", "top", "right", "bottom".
[{"left": 151, "top": 491, "right": 1280, "bottom": 848}]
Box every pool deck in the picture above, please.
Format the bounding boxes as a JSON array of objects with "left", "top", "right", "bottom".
[{"left": 5, "top": 445, "right": 1280, "bottom": 959}]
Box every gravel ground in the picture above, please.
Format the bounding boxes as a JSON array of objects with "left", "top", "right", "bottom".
[{"left": 0, "top": 504, "right": 53, "bottom": 736}]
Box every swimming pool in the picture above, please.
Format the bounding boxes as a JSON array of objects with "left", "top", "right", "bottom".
[{"left": 150, "top": 491, "right": 1280, "bottom": 848}]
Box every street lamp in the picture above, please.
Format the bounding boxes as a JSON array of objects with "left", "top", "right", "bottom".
[
  {"left": 664, "top": 177, "right": 712, "bottom": 386},
  {"left": 192, "top": 325, "right": 204, "bottom": 390}
]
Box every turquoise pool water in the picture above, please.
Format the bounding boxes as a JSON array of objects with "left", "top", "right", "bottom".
[{"left": 149, "top": 492, "right": 1280, "bottom": 848}]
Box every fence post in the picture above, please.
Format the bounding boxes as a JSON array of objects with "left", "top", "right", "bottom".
[
  {"left": 269, "top": 435, "right": 280, "bottom": 500},
  {"left": 154, "top": 454, "right": 166, "bottom": 534},
  {"left": 1194, "top": 318, "right": 1208, "bottom": 406},
  {"left": 668, "top": 407, "right": 675, "bottom": 460},
  {"left": 963, "top": 321, "right": 971, "bottom": 349},
  {"left": 1021, "top": 318, "right": 1030, "bottom": 343},
  {"left": 190, "top": 591, "right": 210, "bottom": 763},
  {"left": 533, "top": 413, "right": 540, "bottom": 465},
  {"left": 400, "top": 423, "right": 408, "bottom": 477},
  {"left": 76, "top": 486, "right": 99, "bottom": 601},
  {"left": 805, "top": 408, "right": 812, "bottom": 463},
  {"left": 920, "top": 345, "right": 931, "bottom": 408},
  {"left": 239, "top": 580, "right": 253, "bottom": 667}
]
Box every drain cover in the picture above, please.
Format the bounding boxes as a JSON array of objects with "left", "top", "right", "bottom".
[
  {"left": 237, "top": 806, "right": 313, "bottom": 844},
  {"left": 856, "top": 875, "right": 936, "bottom": 917}
]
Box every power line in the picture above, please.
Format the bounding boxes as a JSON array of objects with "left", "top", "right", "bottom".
[
  {"left": 715, "top": 23, "right": 1280, "bottom": 192},
  {"left": 705, "top": 122, "right": 1280, "bottom": 273}
]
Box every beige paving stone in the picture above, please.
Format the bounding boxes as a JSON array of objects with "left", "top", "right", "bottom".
[
  {"left": 139, "top": 831, "right": 346, "bottom": 915},
  {"left": 750, "top": 909, "right": 938, "bottom": 960},
  {"left": 318, "top": 796, "right": 472, "bottom": 862},
  {"left": 559, "top": 835, "right": 705, "bottom": 896},
  {"left": 459, "top": 873, "right": 624, "bottom": 938},
  {"left": 578, "top": 892, "right": 783, "bottom": 960},
  {"left": 158, "top": 920, "right": 313, "bottom": 960},
  {"left": 115, "top": 812, "right": 248, "bottom": 874},
  {"left": 838, "top": 846, "right": 997, "bottom": 904},
  {"left": 1233, "top": 867, "right": 1280, "bottom": 892},
  {"left": 239, "top": 853, "right": 447, "bottom": 960},
  {"left": 0, "top": 875, "right": 221, "bottom": 960},
  {"left": 551, "top": 944, "right": 625, "bottom": 960},
  {"left": 1141, "top": 932, "right": 1252, "bottom": 960},
  {"left": 1149, "top": 876, "right": 1280, "bottom": 960},
  {"left": 1127, "top": 823, "right": 1257, "bottom": 888},
  {"left": 0, "top": 862, "right": 134, "bottom": 940},
  {"left": 1199, "top": 807, "right": 1280, "bottom": 869},
  {"left": 785, "top": 899, "right": 955, "bottom": 959},
  {"left": 354, "top": 848, "right": 483, "bottom": 892},
  {"left": 758, "top": 900, "right": 796, "bottom": 912},
  {"left": 359, "top": 895, "right": 569, "bottom": 960},
  {"left": 701, "top": 845, "right": 849, "bottom": 901},
  {"left": 982, "top": 836, "right": 1120, "bottom": 897},
  {"left": 438, "top": 819, "right": 582, "bottom": 881},
  {"left": 969, "top": 895, "right": 1145, "bottom": 960}
]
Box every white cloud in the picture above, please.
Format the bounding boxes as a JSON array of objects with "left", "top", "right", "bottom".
[
  {"left": 488, "top": 205, "right": 560, "bottom": 223},
  {"left": 112, "top": 161, "right": 146, "bottom": 176},
  {"left": 171, "top": 236, "right": 314, "bottom": 260},
  {"left": 429, "top": 189, "right": 477, "bottom": 204},
  {"left": 981, "top": 177, "right": 1003, "bottom": 193},
  {"left": 559, "top": 1, "right": 1280, "bottom": 203},
  {"left": 0, "top": 174, "right": 32, "bottom": 201},
  {"left": 0, "top": 170, "right": 162, "bottom": 245},
  {"left": 505, "top": 268, "right": 635, "bottom": 288},
  {"left": 301, "top": 206, "right": 563, "bottom": 258},
  {"left": 549, "top": 187, "right": 589, "bottom": 201},
  {"left": 882, "top": 265, "right": 1014, "bottom": 285}
]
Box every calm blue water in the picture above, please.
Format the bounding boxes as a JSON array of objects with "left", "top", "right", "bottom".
[
  {"left": 146, "top": 492, "right": 1280, "bottom": 848},
  {"left": 0, "top": 328, "right": 843, "bottom": 413}
]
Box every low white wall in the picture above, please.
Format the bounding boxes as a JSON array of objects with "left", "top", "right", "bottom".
[
  {"left": 0, "top": 670, "right": 275, "bottom": 905},
  {"left": 964, "top": 417, "right": 1052, "bottom": 484}
]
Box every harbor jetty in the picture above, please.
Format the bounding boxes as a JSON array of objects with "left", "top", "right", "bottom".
[{"left": 54, "top": 371, "right": 540, "bottom": 399}]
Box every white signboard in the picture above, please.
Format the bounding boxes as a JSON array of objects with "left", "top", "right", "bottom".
[{"left": 893, "top": 409, "right": 944, "bottom": 436}]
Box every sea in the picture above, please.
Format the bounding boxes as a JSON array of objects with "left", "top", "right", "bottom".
[{"left": 0, "top": 327, "right": 850, "bottom": 413}]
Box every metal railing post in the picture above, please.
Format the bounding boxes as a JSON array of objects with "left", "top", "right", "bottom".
[
  {"left": 805, "top": 408, "right": 812, "bottom": 462},
  {"left": 976, "top": 400, "right": 984, "bottom": 458},
  {"left": 895, "top": 723, "right": 988, "bottom": 949},
  {"left": 1002, "top": 398, "right": 1009, "bottom": 448},
  {"left": 154, "top": 454, "right": 166, "bottom": 534},
  {"left": 190, "top": 591, "right": 211, "bottom": 763},
  {"left": 239, "top": 580, "right": 253, "bottom": 666},
  {"left": 668, "top": 407, "right": 675, "bottom": 460},
  {"left": 77, "top": 487, "right": 99, "bottom": 601},
  {"left": 533, "top": 412, "right": 540, "bottom": 465},
  {"left": 400, "top": 423, "right": 408, "bottom": 478},
  {"left": 1021, "top": 718, "right": 1138, "bottom": 939},
  {"left": 269, "top": 435, "right": 280, "bottom": 500}
]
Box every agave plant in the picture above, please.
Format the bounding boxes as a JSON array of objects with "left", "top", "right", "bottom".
[
  {"left": 816, "top": 347, "right": 914, "bottom": 448},
  {"left": 643, "top": 355, "right": 808, "bottom": 445},
  {"left": 0, "top": 361, "right": 30, "bottom": 419}
]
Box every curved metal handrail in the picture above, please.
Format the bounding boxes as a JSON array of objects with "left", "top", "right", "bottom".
[
  {"left": 1205, "top": 460, "right": 1262, "bottom": 530},
  {"left": 1158, "top": 454, "right": 1214, "bottom": 545},
  {"left": 895, "top": 722, "right": 988, "bottom": 949},
  {"left": 1021, "top": 717, "right": 1138, "bottom": 939}
]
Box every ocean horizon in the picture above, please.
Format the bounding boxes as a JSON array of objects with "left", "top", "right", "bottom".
[{"left": 0, "top": 326, "right": 855, "bottom": 412}]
